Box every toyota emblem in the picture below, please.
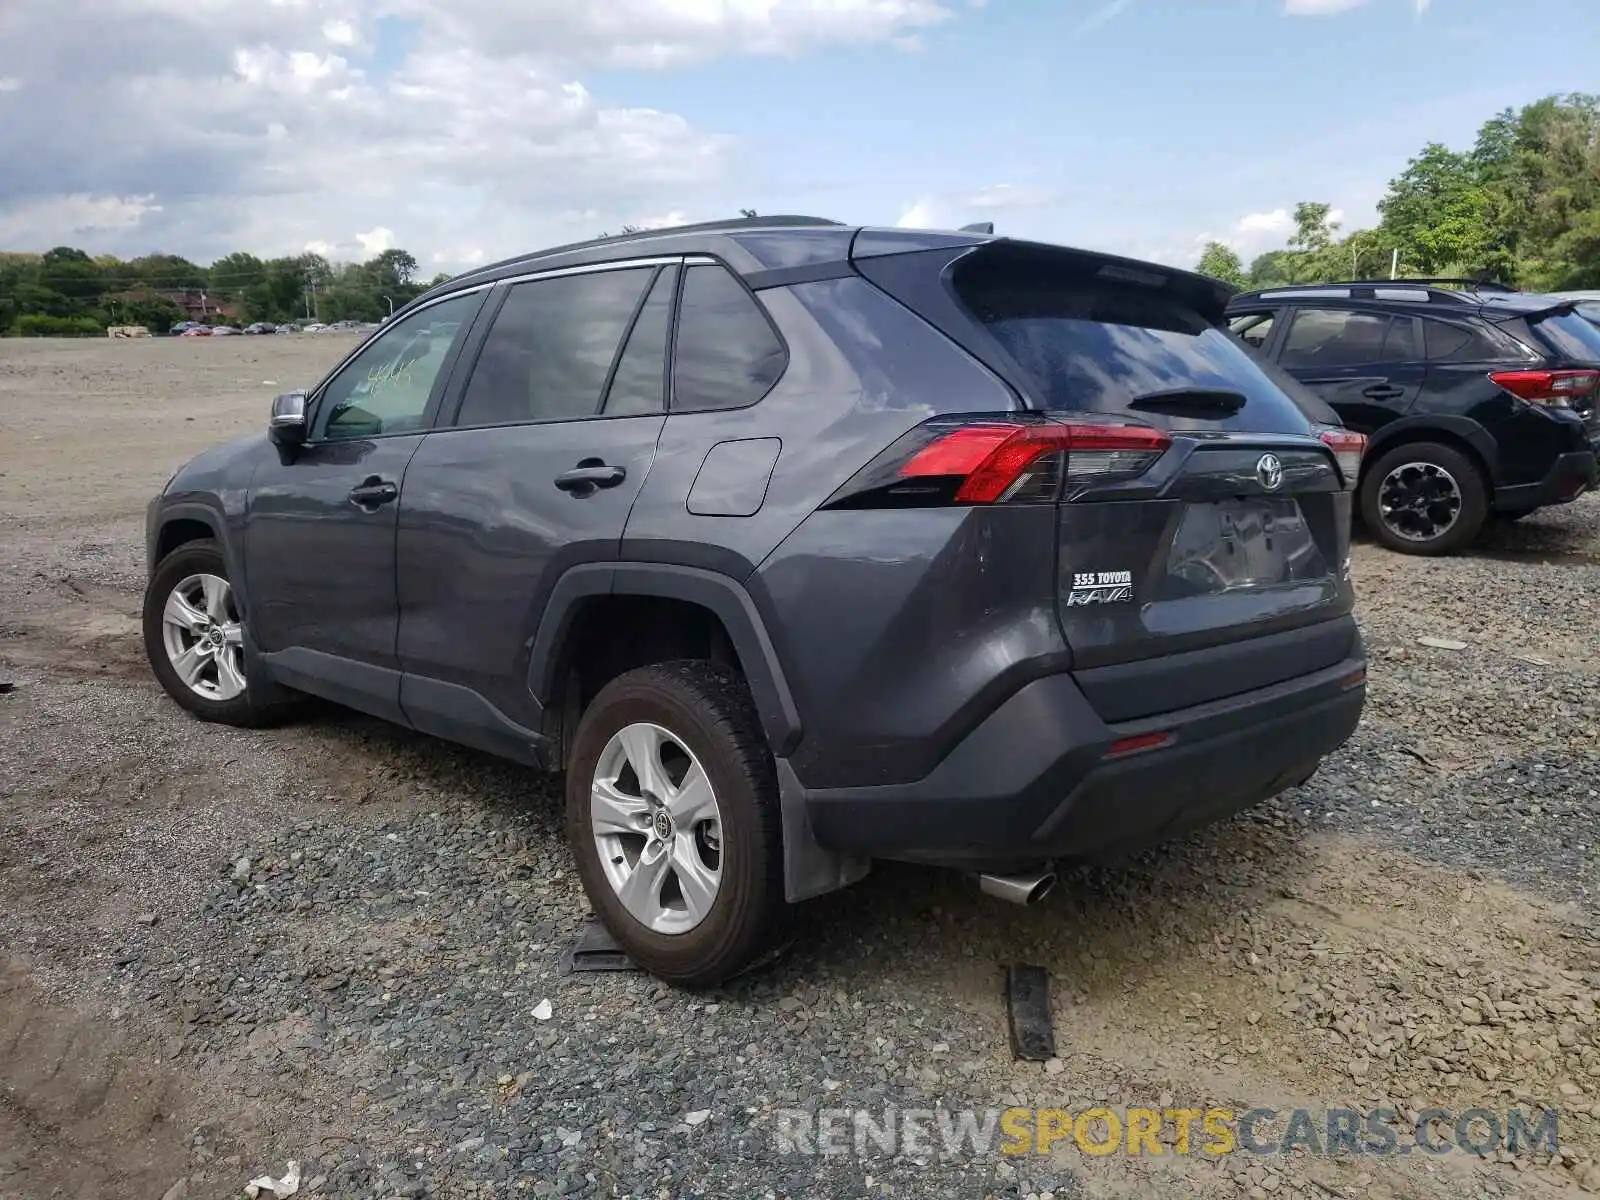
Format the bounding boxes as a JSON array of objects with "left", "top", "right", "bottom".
[{"left": 1256, "top": 453, "right": 1284, "bottom": 491}]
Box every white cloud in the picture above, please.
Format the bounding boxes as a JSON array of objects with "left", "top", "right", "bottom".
[
  {"left": 895, "top": 198, "right": 952, "bottom": 229},
  {"left": 1236, "top": 209, "right": 1294, "bottom": 236},
  {"left": 1074, "top": 0, "right": 1132, "bottom": 36},
  {"left": 1283, "top": 0, "right": 1367, "bottom": 12},
  {"left": 630, "top": 211, "right": 692, "bottom": 230},
  {"left": 355, "top": 226, "right": 396, "bottom": 255},
  {"left": 964, "top": 184, "right": 1054, "bottom": 209},
  {"left": 0, "top": 194, "right": 162, "bottom": 245},
  {"left": 0, "top": 0, "right": 958, "bottom": 270},
  {"left": 0, "top": 76, "right": 20, "bottom": 93},
  {"left": 1283, "top": 0, "right": 1432, "bottom": 13}
]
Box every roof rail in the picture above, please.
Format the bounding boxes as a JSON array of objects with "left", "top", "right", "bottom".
[
  {"left": 444, "top": 215, "right": 847, "bottom": 289},
  {"left": 1321, "top": 276, "right": 1519, "bottom": 293}
]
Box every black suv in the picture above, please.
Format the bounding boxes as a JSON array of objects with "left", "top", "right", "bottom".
[
  {"left": 1226, "top": 281, "right": 1600, "bottom": 555},
  {"left": 143, "top": 218, "right": 1367, "bottom": 984}
]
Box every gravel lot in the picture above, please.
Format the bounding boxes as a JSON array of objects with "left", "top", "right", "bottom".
[{"left": 2, "top": 335, "right": 1599, "bottom": 1199}]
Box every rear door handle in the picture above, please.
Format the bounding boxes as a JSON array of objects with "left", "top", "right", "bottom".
[
  {"left": 348, "top": 476, "right": 399, "bottom": 509},
  {"left": 554, "top": 462, "right": 626, "bottom": 494},
  {"left": 1361, "top": 384, "right": 1406, "bottom": 401}
]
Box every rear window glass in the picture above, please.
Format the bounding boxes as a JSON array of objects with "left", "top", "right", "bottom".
[
  {"left": 953, "top": 264, "right": 1312, "bottom": 430},
  {"left": 1528, "top": 311, "right": 1600, "bottom": 364},
  {"left": 1421, "top": 318, "right": 1533, "bottom": 363}
]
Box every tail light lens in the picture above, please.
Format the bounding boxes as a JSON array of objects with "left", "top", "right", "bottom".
[
  {"left": 1488, "top": 369, "right": 1600, "bottom": 408},
  {"left": 823, "top": 417, "right": 1171, "bottom": 509},
  {"left": 1317, "top": 428, "right": 1366, "bottom": 488}
]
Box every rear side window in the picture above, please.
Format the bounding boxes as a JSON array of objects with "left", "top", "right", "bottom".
[
  {"left": 1421, "top": 318, "right": 1531, "bottom": 363},
  {"left": 952, "top": 262, "right": 1313, "bottom": 430},
  {"left": 455, "top": 268, "right": 653, "bottom": 427},
  {"left": 1526, "top": 311, "right": 1600, "bottom": 364},
  {"left": 1280, "top": 309, "right": 1413, "bottom": 368},
  {"left": 672, "top": 264, "right": 786, "bottom": 411}
]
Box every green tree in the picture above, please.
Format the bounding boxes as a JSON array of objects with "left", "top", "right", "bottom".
[{"left": 1195, "top": 241, "right": 1246, "bottom": 288}]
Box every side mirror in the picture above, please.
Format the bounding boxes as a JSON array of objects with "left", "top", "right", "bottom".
[{"left": 268, "top": 391, "right": 308, "bottom": 446}]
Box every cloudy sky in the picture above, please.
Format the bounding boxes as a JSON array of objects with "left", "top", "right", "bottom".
[{"left": 1, "top": 0, "right": 1596, "bottom": 274}]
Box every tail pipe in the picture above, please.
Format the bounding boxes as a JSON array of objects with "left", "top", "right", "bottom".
[{"left": 977, "top": 868, "right": 1057, "bottom": 906}]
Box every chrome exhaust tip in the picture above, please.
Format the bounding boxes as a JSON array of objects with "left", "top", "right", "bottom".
[{"left": 978, "top": 869, "right": 1057, "bottom": 906}]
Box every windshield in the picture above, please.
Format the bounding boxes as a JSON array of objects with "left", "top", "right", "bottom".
[{"left": 1529, "top": 310, "right": 1600, "bottom": 364}]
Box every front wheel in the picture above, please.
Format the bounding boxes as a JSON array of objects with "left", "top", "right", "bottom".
[
  {"left": 565, "top": 661, "right": 785, "bottom": 987},
  {"left": 142, "top": 538, "right": 300, "bottom": 726},
  {"left": 1358, "top": 442, "right": 1487, "bottom": 556}
]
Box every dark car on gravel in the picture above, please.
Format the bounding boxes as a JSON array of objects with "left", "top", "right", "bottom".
[
  {"left": 1225, "top": 280, "right": 1600, "bottom": 555},
  {"left": 142, "top": 217, "right": 1369, "bottom": 985}
]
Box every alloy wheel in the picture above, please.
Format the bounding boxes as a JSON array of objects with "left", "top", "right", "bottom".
[
  {"left": 160, "top": 573, "right": 248, "bottom": 701},
  {"left": 590, "top": 721, "right": 724, "bottom": 935},
  {"left": 1377, "top": 461, "right": 1463, "bottom": 543}
]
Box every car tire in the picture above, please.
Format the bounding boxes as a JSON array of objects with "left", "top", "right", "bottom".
[
  {"left": 142, "top": 538, "right": 301, "bottom": 727},
  {"left": 1359, "top": 441, "right": 1487, "bottom": 556},
  {"left": 565, "top": 660, "right": 785, "bottom": 988}
]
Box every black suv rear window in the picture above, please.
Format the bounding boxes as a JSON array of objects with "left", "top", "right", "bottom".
[
  {"left": 951, "top": 255, "right": 1313, "bottom": 432},
  {"left": 1527, "top": 311, "right": 1600, "bottom": 364}
]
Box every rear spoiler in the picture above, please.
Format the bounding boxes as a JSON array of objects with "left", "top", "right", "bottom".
[{"left": 1490, "top": 300, "right": 1579, "bottom": 325}]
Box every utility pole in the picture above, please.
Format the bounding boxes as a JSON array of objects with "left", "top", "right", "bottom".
[
  {"left": 1390, "top": 248, "right": 1400, "bottom": 280},
  {"left": 383, "top": 295, "right": 394, "bottom": 319}
]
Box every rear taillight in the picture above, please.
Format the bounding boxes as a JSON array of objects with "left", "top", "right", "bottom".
[
  {"left": 824, "top": 417, "right": 1171, "bottom": 509},
  {"left": 1317, "top": 428, "right": 1366, "bottom": 488},
  {"left": 1488, "top": 369, "right": 1600, "bottom": 408}
]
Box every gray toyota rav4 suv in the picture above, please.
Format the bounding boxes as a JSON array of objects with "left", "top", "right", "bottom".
[{"left": 143, "top": 217, "right": 1368, "bottom": 985}]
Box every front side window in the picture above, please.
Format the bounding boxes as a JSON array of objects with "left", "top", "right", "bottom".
[
  {"left": 672, "top": 264, "right": 787, "bottom": 411},
  {"left": 317, "top": 292, "right": 482, "bottom": 440},
  {"left": 455, "top": 268, "right": 655, "bottom": 427},
  {"left": 1227, "top": 312, "right": 1275, "bottom": 349},
  {"left": 1280, "top": 308, "right": 1395, "bottom": 369}
]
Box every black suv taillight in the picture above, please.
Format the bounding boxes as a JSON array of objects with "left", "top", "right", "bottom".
[{"left": 822, "top": 416, "right": 1172, "bottom": 509}]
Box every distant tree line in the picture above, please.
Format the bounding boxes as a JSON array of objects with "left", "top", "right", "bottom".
[
  {"left": 1197, "top": 93, "right": 1600, "bottom": 293},
  {"left": 0, "top": 246, "right": 452, "bottom": 336}
]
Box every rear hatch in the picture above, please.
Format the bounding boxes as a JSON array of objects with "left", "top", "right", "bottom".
[
  {"left": 1514, "top": 305, "right": 1600, "bottom": 442},
  {"left": 853, "top": 237, "right": 1361, "bottom": 718}
]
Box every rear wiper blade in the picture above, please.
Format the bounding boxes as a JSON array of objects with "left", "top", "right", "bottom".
[{"left": 1127, "top": 387, "right": 1247, "bottom": 416}]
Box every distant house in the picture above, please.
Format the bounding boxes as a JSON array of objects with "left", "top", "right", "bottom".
[{"left": 155, "top": 289, "right": 239, "bottom": 322}]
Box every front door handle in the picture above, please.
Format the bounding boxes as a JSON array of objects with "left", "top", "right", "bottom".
[
  {"left": 553, "top": 462, "right": 626, "bottom": 495},
  {"left": 1361, "top": 384, "right": 1406, "bottom": 401},
  {"left": 348, "top": 476, "right": 399, "bottom": 509}
]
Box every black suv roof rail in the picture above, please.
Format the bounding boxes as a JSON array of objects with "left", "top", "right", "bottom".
[
  {"left": 1236, "top": 278, "right": 1518, "bottom": 307},
  {"left": 1326, "top": 276, "right": 1519, "bottom": 293}
]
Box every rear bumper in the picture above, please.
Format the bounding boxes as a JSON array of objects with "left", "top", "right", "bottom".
[
  {"left": 1493, "top": 449, "right": 1597, "bottom": 512},
  {"left": 799, "top": 644, "right": 1366, "bottom": 872}
]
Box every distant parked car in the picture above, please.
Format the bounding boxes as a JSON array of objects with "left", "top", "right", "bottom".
[
  {"left": 303, "top": 322, "right": 328, "bottom": 333},
  {"left": 210, "top": 325, "right": 240, "bottom": 336},
  {"left": 180, "top": 326, "right": 211, "bottom": 337},
  {"left": 1226, "top": 279, "right": 1599, "bottom": 554},
  {"left": 243, "top": 322, "right": 277, "bottom": 335}
]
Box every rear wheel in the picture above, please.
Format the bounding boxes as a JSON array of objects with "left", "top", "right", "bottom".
[
  {"left": 1359, "top": 442, "right": 1487, "bottom": 556},
  {"left": 565, "top": 661, "right": 784, "bottom": 987},
  {"left": 142, "top": 539, "right": 300, "bottom": 726}
]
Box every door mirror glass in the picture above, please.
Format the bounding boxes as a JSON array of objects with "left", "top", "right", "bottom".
[{"left": 268, "top": 391, "right": 308, "bottom": 445}]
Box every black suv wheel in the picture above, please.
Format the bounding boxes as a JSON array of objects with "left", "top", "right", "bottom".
[
  {"left": 1359, "top": 441, "right": 1487, "bottom": 556},
  {"left": 564, "top": 661, "right": 785, "bottom": 987}
]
